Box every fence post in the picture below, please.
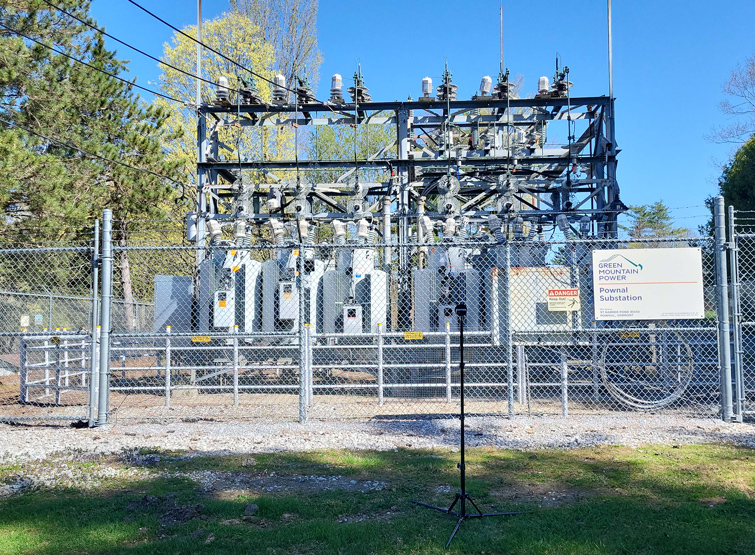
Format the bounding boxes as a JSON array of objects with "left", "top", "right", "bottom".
[
  {"left": 506, "top": 241, "right": 514, "bottom": 417},
  {"left": 728, "top": 205, "right": 745, "bottom": 422},
  {"left": 88, "top": 219, "right": 100, "bottom": 427},
  {"left": 63, "top": 334, "right": 70, "bottom": 388},
  {"left": 233, "top": 325, "right": 239, "bottom": 407},
  {"left": 54, "top": 338, "right": 61, "bottom": 405},
  {"left": 304, "top": 324, "right": 315, "bottom": 407},
  {"left": 44, "top": 337, "right": 50, "bottom": 398},
  {"left": 377, "top": 323, "right": 384, "bottom": 406},
  {"left": 561, "top": 351, "right": 569, "bottom": 417},
  {"left": 516, "top": 345, "right": 525, "bottom": 404},
  {"left": 165, "top": 326, "right": 171, "bottom": 407},
  {"left": 298, "top": 246, "right": 307, "bottom": 424},
  {"left": 445, "top": 321, "right": 452, "bottom": 403},
  {"left": 20, "top": 337, "right": 27, "bottom": 404},
  {"left": 714, "top": 196, "right": 734, "bottom": 422},
  {"left": 96, "top": 209, "right": 113, "bottom": 426}
]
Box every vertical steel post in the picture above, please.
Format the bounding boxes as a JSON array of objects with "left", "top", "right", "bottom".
[
  {"left": 44, "top": 338, "right": 50, "bottom": 397},
  {"left": 305, "top": 324, "right": 313, "bottom": 407},
  {"left": 377, "top": 323, "right": 384, "bottom": 405},
  {"left": 88, "top": 220, "right": 99, "bottom": 426},
  {"left": 96, "top": 209, "right": 113, "bottom": 426},
  {"left": 233, "top": 325, "right": 239, "bottom": 407},
  {"left": 165, "top": 326, "right": 171, "bottom": 407},
  {"left": 728, "top": 205, "right": 744, "bottom": 422},
  {"left": 19, "top": 337, "right": 27, "bottom": 403},
  {"left": 561, "top": 351, "right": 569, "bottom": 417},
  {"left": 63, "top": 336, "right": 70, "bottom": 388},
  {"left": 714, "top": 196, "right": 733, "bottom": 421},
  {"left": 506, "top": 242, "right": 514, "bottom": 416},
  {"left": 445, "top": 322, "right": 452, "bottom": 402},
  {"left": 516, "top": 345, "right": 525, "bottom": 404},
  {"left": 298, "top": 248, "right": 307, "bottom": 424},
  {"left": 54, "top": 340, "right": 61, "bottom": 405}
]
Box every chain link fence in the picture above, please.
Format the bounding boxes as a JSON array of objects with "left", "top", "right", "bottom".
[{"left": 0, "top": 203, "right": 748, "bottom": 425}]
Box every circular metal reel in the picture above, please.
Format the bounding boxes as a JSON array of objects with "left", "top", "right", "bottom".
[{"left": 599, "top": 331, "right": 694, "bottom": 410}]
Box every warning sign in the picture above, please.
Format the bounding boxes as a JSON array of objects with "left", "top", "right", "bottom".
[{"left": 547, "top": 289, "right": 580, "bottom": 312}]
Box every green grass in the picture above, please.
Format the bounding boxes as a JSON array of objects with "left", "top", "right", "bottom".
[{"left": 1, "top": 444, "right": 754, "bottom": 554}]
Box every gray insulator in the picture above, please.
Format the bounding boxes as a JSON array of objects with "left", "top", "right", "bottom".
[
  {"left": 307, "top": 226, "right": 316, "bottom": 243},
  {"left": 368, "top": 229, "right": 378, "bottom": 243},
  {"left": 494, "top": 229, "right": 505, "bottom": 243},
  {"left": 335, "top": 236, "right": 346, "bottom": 245}
]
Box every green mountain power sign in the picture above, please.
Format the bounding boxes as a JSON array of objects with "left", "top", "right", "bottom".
[{"left": 592, "top": 248, "right": 704, "bottom": 320}]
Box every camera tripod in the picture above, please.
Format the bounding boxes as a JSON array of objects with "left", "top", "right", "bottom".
[{"left": 412, "top": 303, "right": 521, "bottom": 548}]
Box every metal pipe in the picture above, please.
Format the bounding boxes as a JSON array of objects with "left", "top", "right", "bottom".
[
  {"left": 445, "top": 321, "right": 452, "bottom": 403},
  {"left": 298, "top": 248, "right": 307, "bottom": 423},
  {"left": 728, "top": 205, "right": 744, "bottom": 422},
  {"left": 608, "top": 0, "right": 613, "bottom": 100},
  {"left": 377, "top": 323, "right": 384, "bottom": 405},
  {"left": 233, "top": 325, "right": 239, "bottom": 407},
  {"left": 88, "top": 220, "right": 99, "bottom": 426},
  {"left": 196, "top": 0, "right": 202, "bottom": 108},
  {"left": 714, "top": 196, "right": 733, "bottom": 421},
  {"left": 561, "top": 351, "right": 569, "bottom": 417},
  {"left": 96, "top": 209, "right": 113, "bottom": 426}
]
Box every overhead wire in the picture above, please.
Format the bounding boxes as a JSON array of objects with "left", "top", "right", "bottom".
[
  {"left": 0, "top": 21, "right": 189, "bottom": 106},
  {"left": 0, "top": 116, "right": 184, "bottom": 187},
  {"left": 39, "top": 0, "right": 246, "bottom": 101}
]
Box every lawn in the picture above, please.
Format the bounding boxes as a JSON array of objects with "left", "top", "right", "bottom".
[{"left": 1, "top": 443, "right": 754, "bottom": 554}]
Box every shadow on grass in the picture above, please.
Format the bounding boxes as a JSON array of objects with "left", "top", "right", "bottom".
[{"left": 1, "top": 445, "right": 754, "bottom": 554}]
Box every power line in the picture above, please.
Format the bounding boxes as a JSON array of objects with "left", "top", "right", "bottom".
[
  {"left": 0, "top": 21, "right": 189, "bottom": 106},
  {"left": 39, "top": 0, "right": 246, "bottom": 100},
  {"left": 0, "top": 116, "right": 184, "bottom": 187},
  {"left": 126, "top": 0, "right": 326, "bottom": 103}
]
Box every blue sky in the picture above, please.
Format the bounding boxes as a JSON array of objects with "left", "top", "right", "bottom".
[{"left": 90, "top": 0, "right": 755, "bottom": 233}]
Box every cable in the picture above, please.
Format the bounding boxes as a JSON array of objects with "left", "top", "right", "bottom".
[
  {"left": 0, "top": 117, "right": 184, "bottom": 187},
  {"left": 0, "top": 21, "right": 189, "bottom": 106},
  {"left": 39, "top": 0, "right": 247, "bottom": 100},
  {"left": 126, "top": 0, "right": 327, "bottom": 104}
]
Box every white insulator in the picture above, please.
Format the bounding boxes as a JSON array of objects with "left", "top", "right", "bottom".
[
  {"left": 233, "top": 218, "right": 246, "bottom": 240},
  {"left": 206, "top": 219, "right": 222, "bottom": 243},
  {"left": 216, "top": 76, "right": 229, "bottom": 102},
  {"left": 368, "top": 228, "right": 378, "bottom": 243},
  {"left": 422, "top": 76, "right": 433, "bottom": 97},
  {"left": 269, "top": 218, "right": 286, "bottom": 244},
  {"left": 272, "top": 73, "right": 287, "bottom": 102},
  {"left": 443, "top": 217, "right": 457, "bottom": 238},
  {"left": 356, "top": 218, "right": 370, "bottom": 241},
  {"left": 266, "top": 188, "right": 281, "bottom": 211},
  {"left": 538, "top": 76, "right": 550, "bottom": 94},
  {"left": 331, "top": 73, "right": 342, "bottom": 92},
  {"left": 419, "top": 216, "right": 434, "bottom": 239},
  {"left": 185, "top": 211, "right": 197, "bottom": 243},
  {"left": 307, "top": 225, "right": 316, "bottom": 243},
  {"left": 479, "top": 75, "right": 492, "bottom": 95},
  {"left": 332, "top": 220, "right": 347, "bottom": 243}
]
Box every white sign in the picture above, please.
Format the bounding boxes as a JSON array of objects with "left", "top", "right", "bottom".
[
  {"left": 592, "top": 248, "right": 705, "bottom": 320},
  {"left": 547, "top": 289, "right": 580, "bottom": 312}
]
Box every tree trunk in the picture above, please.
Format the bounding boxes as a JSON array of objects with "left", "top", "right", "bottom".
[{"left": 118, "top": 223, "right": 137, "bottom": 333}]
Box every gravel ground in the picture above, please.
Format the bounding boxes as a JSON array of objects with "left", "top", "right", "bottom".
[
  {"left": 1, "top": 414, "right": 753, "bottom": 463},
  {"left": 1, "top": 415, "right": 753, "bottom": 499}
]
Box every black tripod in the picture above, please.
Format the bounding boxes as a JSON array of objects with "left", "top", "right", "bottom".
[{"left": 413, "top": 303, "right": 520, "bottom": 548}]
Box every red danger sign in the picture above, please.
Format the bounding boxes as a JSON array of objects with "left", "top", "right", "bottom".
[{"left": 548, "top": 289, "right": 579, "bottom": 298}]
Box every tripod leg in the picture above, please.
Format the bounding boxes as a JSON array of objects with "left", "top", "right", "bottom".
[
  {"left": 465, "top": 494, "right": 485, "bottom": 517},
  {"left": 445, "top": 516, "right": 464, "bottom": 549}
]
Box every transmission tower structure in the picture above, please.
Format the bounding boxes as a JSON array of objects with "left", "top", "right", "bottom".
[{"left": 190, "top": 64, "right": 621, "bottom": 332}]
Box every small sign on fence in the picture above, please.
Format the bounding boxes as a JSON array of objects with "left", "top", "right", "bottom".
[
  {"left": 547, "top": 289, "right": 580, "bottom": 311},
  {"left": 404, "top": 331, "right": 424, "bottom": 340}
]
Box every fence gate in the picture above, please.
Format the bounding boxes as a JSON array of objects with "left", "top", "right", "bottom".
[
  {"left": 0, "top": 239, "right": 99, "bottom": 424},
  {"left": 729, "top": 207, "right": 755, "bottom": 420}
]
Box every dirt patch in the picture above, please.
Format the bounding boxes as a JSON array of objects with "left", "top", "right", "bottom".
[
  {"left": 125, "top": 494, "right": 205, "bottom": 526},
  {"left": 188, "top": 470, "right": 388, "bottom": 498},
  {"left": 490, "top": 482, "right": 597, "bottom": 508}
]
